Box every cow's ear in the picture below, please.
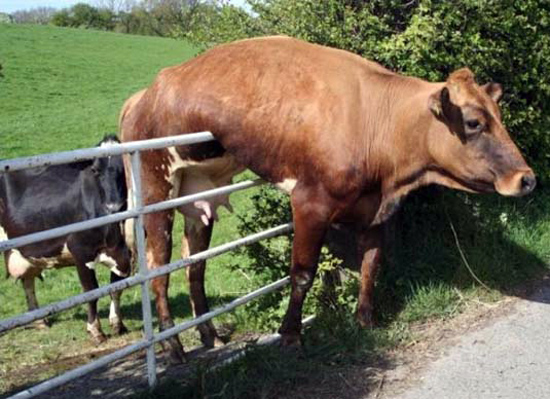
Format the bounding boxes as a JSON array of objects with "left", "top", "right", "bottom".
[
  {"left": 482, "top": 82, "right": 503, "bottom": 103},
  {"left": 429, "top": 87, "right": 451, "bottom": 120},
  {"left": 429, "top": 87, "right": 466, "bottom": 141}
]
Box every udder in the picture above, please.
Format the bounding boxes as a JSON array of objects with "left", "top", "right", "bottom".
[{"left": 174, "top": 154, "right": 244, "bottom": 225}]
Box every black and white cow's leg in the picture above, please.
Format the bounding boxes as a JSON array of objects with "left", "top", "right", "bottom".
[
  {"left": 109, "top": 273, "right": 128, "bottom": 335},
  {"left": 182, "top": 215, "right": 223, "bottom": 348},
  {"left": 75, "top": 264, "right": 107, "bottom": 344},
  {"left": 69, "top": 238, "right": 107, "bottom": 345},
  {"left": 22, "top": 276, "right": 50, "bottom": 329},
  {"left": 104, "top": 232, "right": 132, "bottom": 336}
]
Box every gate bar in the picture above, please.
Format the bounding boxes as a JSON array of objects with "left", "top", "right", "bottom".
[
  {"left": 0, "top": 179, "right": 264, "bottom": 253},
  {"left": 0, "top": 223, "right": 293, "bottom": 332},
  {"left": 7, "top": 277, "right": 290, "bottom": 399},
  {"left": 130, "top": 150, "right": 157, "bottom": 388},
  {"left": 0, "top": 132, "right": 215, "bottom": 173}
]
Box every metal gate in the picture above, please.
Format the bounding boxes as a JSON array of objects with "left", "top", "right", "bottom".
[{"left": 0, "top": 132, "right": 293, "bottom": 399}]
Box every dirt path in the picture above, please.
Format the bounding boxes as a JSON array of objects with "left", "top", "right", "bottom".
[{"left": 375, "top": 277, "right": 550, "bottom": 399}]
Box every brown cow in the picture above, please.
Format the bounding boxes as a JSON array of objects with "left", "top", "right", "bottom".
[{"left": 120, "top": 36, "right": 535, "bottom": 363}]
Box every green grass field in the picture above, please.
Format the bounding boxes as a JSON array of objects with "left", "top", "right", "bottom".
[{"left": 2, "top": 23, "right": 550, "bottom": 399}]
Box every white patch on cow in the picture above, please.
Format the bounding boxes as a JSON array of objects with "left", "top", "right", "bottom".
[
  {"left": 166, "top": 147, "right": 200, "bottom": 199},
  {"left": 7, "top": 244, "right": 73, "bottom": 279},
  {"left": 99, "top": 139, "right": 118, "bottom": 147},
  {"left": 124, "top": 189, "right": 136, "bottom": 253},
  {"left": 275, "top": 178, "right": 298, "bottom": 194},
  {"left": 146, "top": 249, "right": 155, "bottom": 266},
  {"left": 7, "top": 249, "right": 37, "bottom": 279},
  {"left": 85, "top": 252, "right": 126, "bottom": 276},
  {"left": 168, "top": 151, "right": 245, "bottom": 225},
  {"left": 85, "top": 261, "right": 96, "bottom": 270},
  {"left": 87, "top": 318, "right": 103, "bottom": 339},
  {"left": 109, "top": 293, "right": 122, "bottom": 325},
  {"left": 0, "top": 225, "right": 7, "bottom": 241},
  {"left": 97, "top": 253, "right": 118, "bottom": 269}
]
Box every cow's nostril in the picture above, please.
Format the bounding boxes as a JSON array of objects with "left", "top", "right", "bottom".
[{"left": 520, "top": 174, "right": 536, "bottom": 194}]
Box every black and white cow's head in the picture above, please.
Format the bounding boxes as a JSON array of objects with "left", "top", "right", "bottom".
[{"left": 91, "top": 135, "right": 127, "bottom": 214}]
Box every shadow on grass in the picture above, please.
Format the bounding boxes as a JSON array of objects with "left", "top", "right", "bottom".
[
  {"left": 71, "top": 291, "right": 238, "bottom": 324},
  {"left": 375, "top": 187, "right": 548, "bottom": 320}
]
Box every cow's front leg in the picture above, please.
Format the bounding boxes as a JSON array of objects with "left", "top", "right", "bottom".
[
  {"left": 145, "top": 210, "right": 184, "bottom": 363},
  {"left": 74, "top": 260, "right": 107, "bottom": 345},
  {"left": 105, "top": 232, "right": 132, "bottom": 335},
  {"left": 22, "top": 276, "right": 50, "bottom": 329},
  {"left": 356, "top": 225, "right": 383, "bottom": 328},
  {"left": 109, "top": 276, "right": 128, "bottom": 336},
  {"left": 279, "top": 185, "right": 332, "bottom": 347},
  {"left": 182, "top": 216, "right": 223, "bottom": 348}
]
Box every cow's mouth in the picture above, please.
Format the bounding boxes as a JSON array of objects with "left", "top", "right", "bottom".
[
  {"left": 460, "top": 178, "right": 496, "bottom": 194},
  {"left": 436, "top": 168, "right": 496, "bottom": 194}
]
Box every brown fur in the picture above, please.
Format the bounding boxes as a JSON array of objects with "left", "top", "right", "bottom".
[{"left": 120, "top": 36, "right": 534, "bottom": 360}]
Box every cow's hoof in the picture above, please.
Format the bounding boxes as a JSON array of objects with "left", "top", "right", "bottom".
[
  {"left": 356, "top": 308, "right": 375, "bottom": 329},
  {"left": 161, "top": 337, "right": 186, "bottom": 365},
  {"left": 280, "top": 333, "right": 302, "bottom": 349},
  {"left": 199, "top": 327, "right": 226, "bottom": 348},
  {"left": 111, "top": 322, "right": 129, "bottom": 336},
  {"left": 33, "top": 318, "right": 51, "bottom": 330},
  {"left": 90, "top": 331, "right": 108, "bottom": 346},
  {"left": 202, "top": 336, "right": 226, "bottom": 348}
]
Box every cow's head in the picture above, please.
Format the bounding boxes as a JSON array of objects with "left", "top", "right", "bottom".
[
  {"left": 92, "top": 135, "right": 127, "bottom": 214},
  {"left": 428, "top": 68, "right": 535, "bottom": 197}
]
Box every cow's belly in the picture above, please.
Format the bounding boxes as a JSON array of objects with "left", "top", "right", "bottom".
[
  {"left": 334, "top": 192, "right": 382, "bottom": 225},
  {"left": 6, "top": 244, "right": 74, "bottom": 279},
  {"left": 167, "top": 150, "right": 245, "bottom": 223}
]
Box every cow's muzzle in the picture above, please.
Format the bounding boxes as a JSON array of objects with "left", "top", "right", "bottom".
[
  {"left": 105, "top": 202, "right": 124, "bottom": 213},
  {"left": 495, "top": 169, "right": 536, "bottom": 197}
]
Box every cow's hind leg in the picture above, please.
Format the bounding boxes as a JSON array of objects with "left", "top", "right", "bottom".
[
  {"left": 22, "top": 276, "right": 50, "bottom": 329},
  {"left": 279, "top": 185, "right": 333, "bottom": 347},
  {"left": 356, "top": 225, "right": 383, "bottom": 328},
  {"left": 145, "top": 209, "right": 185, "bottom": 363},
  {"left": 182, "top": 216, "right": 223, "bottom": 348}
]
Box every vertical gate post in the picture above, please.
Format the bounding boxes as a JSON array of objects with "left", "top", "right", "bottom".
[{"left": 130, "top": 151, "right": 158, "bottom": 388}]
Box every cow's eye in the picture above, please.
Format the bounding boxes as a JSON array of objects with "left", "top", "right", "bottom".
[{"left": 466, "top": 119, "right": 482, "bottom": 131}]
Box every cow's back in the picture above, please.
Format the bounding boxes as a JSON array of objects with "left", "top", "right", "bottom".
[{"left": 131, "top": 36, "right": 397, "bottom": 191}]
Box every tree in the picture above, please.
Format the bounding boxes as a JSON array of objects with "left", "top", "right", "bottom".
[
  {"left": 11, "top": 7, "right": 56, "bottom": 24},
  {"left": 70, "top": 3, "right": 100, "bottom": 28}
]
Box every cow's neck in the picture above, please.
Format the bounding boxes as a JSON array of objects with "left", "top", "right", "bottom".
[{"left": 369, "top": 81, "right": 443, "bottom": 225}]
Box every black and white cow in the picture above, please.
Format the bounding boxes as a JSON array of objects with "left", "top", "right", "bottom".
[{"left": 0, "top": 135, "right": 132, "bottom": 344}]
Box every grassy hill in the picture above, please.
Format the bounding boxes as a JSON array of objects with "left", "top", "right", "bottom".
[
  {"left": 0, "top": 24, "right": 197, "bottom": 157},
  {"left": 0, "top": 24, "right": 263, "bottom": 394}
]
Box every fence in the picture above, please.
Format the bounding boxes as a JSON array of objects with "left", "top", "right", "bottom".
[{"left": 0, "top": 132, "right": 294, "bottom": 399}]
